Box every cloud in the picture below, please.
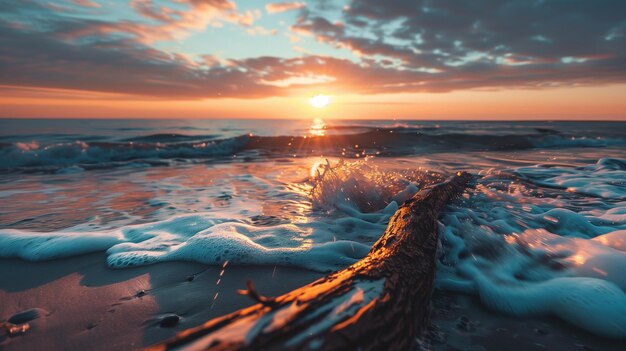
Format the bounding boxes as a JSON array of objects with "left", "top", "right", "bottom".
[
  {"left": 1, "top": 0, "right": 625, "bottom": 100},
  {"left": 296, "top": 0, "right": 626, "bottom": 85},
  {"left": 112, "top": 0, "right": 256, "bottom": 43},
  {"left": 0, "top": 14, "right": 278, "bottom": 98},
  {"left": 247, "top": 26, "right": 278, "bottom": 36},
  {"left": 72, "top": 0, "right": 101, "bottom": 8},
  {"left": 266, "top": 2, "right": 306, "bottom": 14}
]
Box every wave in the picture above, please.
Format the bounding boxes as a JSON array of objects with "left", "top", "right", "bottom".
[
  {"left": 122, "top": 133, "right": 218, "bottom": 143},
  {"left": 0, "top": 136, "right": 249, "bottom": 172},
  {"left": 1, "top": 126, "right": 623, "bottom": 172}
]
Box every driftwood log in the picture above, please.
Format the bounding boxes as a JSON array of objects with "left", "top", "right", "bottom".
[{"left": 147, "top": 172, "right": 472, "bottom": 351}]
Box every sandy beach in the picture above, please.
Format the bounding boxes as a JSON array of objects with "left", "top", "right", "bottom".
[
  {"left": 2, "top": 253, "right": 623, "bottom": 351},
  {"left": 0, "top": 253, "right": 323, "bottom": 350}
]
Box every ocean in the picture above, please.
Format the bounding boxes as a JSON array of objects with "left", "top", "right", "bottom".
[{"left": 1, "top": 119, "right": 625, "bottom": 338}]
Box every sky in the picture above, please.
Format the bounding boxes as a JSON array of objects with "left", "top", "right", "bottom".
[{"left": 0, "top": 0, "right": 625, "bottom": 120}]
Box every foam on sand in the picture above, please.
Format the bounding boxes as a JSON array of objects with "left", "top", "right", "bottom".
[
  {"left": 0, "top": 229, "right": 124, "bottom": 260},
  {"left": 0, "top": 215, "right": 371, "bottom": 273},
  {"left": 106, "top": 221, "right": 371, "bottom": 272},
  {"left": 437, "top": 159, "right": 626, "bottom": 338},
  {"left": 438, "top": 229, "right": 626, "bottom": 338}
]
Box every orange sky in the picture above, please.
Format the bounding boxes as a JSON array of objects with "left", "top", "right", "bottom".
[{"left": 1, "top": 84, "right": 624, "bottom": 120}]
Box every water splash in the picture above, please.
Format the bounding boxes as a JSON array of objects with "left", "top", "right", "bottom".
[{"left": 310, "top": 159, "right": 443, "bottom": 213}]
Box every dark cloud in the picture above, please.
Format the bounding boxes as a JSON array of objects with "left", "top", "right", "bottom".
[
  {"left": 1, "top": 0, "right": 625, "bottom": 99},
  {"left": 298, "top": 0, "right": 626, "bottom": 83}
]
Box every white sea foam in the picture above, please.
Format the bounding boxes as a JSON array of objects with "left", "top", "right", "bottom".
[
  {"left": 106, "top": 220, "right": 371, "bottom": 272},
  {"left": 517, "top": 158, "right": 626, "bottom": 199},
  {"left": 437, "top": 158, "right": 626, "bottom": 338},
  {"left": 0, "top": 228, "right": 123, "bottom": 260},
  {"left": 0, "top": 214, "right": 373, "bottom": 272}
]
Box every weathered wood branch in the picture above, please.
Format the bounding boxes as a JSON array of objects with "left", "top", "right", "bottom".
[
  {"left": 237, "top": 280, "right": 278, "bottom": 307},
  {"left": 147, "top": 172, "right": 472, "bottom": 351}
]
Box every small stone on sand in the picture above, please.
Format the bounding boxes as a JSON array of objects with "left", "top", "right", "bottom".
[{"left": 159, "top": 314, "right": 181, "bottom": 328}]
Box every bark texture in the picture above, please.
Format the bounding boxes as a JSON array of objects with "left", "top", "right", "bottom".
[{"left": 147, "top": 172, "right": 472, "bottom": 351}]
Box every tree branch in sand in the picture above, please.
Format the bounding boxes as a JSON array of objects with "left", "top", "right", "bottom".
[
  {"left": 147, "top": 172, "right": 472, "bottom": 351},
  {"left": 237, "top": 280, "right": 278, "bottom": 307}
]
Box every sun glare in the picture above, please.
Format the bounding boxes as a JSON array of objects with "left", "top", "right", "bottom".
[
  {"left": 309, "top": 117, "right": 326, "bottom": 136},
  {"left": 309, "top": 94, "right": 330, "bottom": 108}
]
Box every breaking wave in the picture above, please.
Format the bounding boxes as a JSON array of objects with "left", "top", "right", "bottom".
[
  {"left": 1, "top": 126, "right": 624, "bottom": 172},
  {"left": 0, "top": 136, "right": 249, "bottom": 172}
]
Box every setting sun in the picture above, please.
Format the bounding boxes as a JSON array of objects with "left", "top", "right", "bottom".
[{"left": 309, "top": 94, "right": 331, "bottom": 108}]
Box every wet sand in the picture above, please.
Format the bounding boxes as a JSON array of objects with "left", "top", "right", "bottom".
[
  {"left": 426, "top": 289, "right": 624, "bottom": 351},
  {"left": 0, "top": 253, "right": 323, "bottom": 350},
  {"left": 1, "top": 254, "right": 624, "bottom": 351}
]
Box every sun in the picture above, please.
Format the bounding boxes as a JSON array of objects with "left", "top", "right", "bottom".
[{"left": 309, "top": 94, "right": 330, "bottom": 108}]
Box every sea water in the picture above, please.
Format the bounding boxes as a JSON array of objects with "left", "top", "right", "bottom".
[{"left": 0, "top": 119, "right": 625, "bottom": 337}]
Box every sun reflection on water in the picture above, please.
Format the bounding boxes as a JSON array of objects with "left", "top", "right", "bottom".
[{"left": 309, "top": 118, "right": 326, "bottom": 136}]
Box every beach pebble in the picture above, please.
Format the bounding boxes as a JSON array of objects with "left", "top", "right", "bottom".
[
  {"left": 159, "top": 314, "right": 181, "bottom": 328},
  {"left": 8, "top": 308, "right": 47, "bottom": 324}
]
